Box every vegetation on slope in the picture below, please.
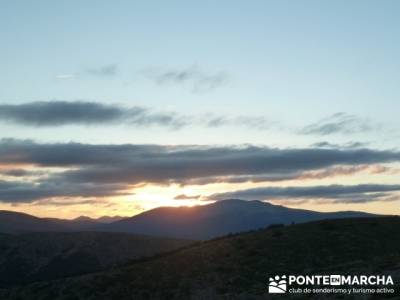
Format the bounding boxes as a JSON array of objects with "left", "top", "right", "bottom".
[
  {"left": 0, "top": 232, "right": 192, "bottom": 287},
  {"left": 1, "top": 217, "right": 399, "bottom": 299}
]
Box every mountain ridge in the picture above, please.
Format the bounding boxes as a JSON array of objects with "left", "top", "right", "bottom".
[
  {"left": 100, "top": 199, "right": 377, "bottom": 239},
  {"left": 0, "top": 200, "right": 379, "bottom": 238}
]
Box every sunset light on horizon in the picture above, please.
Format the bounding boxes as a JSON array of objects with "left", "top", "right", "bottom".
[{"left": 0, "top": 1, "right": 400, "bottom": 219}]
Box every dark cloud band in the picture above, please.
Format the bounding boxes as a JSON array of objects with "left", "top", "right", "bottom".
[
  {"left": 0, "top": 139, "right": 399, "bottom": 203},
  {"left": 0, "top": 179, "right": 126, "bottom": 203},
  {"left": 207, "top": 184, "right": 400, "bottom": 203},
  {"left": 0, "top": 101, "right": 185, "bottom": 128}
]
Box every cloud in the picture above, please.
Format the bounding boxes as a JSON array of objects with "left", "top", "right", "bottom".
[
  {"left": 6, "top": 103, "right": 380, "bottom": 136},
  {"left": 0, "top": 179, "right": 127, "bottom": 203},
  {"left": 5, "top": 102, "right": 385, "bottom": 136},
  {"left": 311, "top": 141, "right": 370, "bottom": 149},
  {"left": 173, "top": 194, "right": 202, "bottom": 200},
  {"left": 0, "top": 101, "right": 276, "bottom": 130},
  {"left": 300, "top": 113, "right": 380, "bottom": 136},
  {"left": 0, "top": 139, "right": 399, "bottom": 203},
  {"left": 181, "top": 165, "right": 387, "bottom": 185},
  {"left": 54, "top": 64, "right": 117, "bottom": 80},
  {"left": 204, "top": 115, "right": 275, "bottom": 130},
  {"left": 85, "top": 64, "right": 118, "bottom": 77},
  {"left": 0, "top": 169, "right": 48, "bottom": 178},
  {"left": 177, "top": 165, "right": 391, "bottom": 187},
  {"left": 0, "top": 101, "right": 186, "bottom": 128},
  {"left": 34, "top": 198, "right": 108, "bottom": 206},
  {"left": 207, "top": 184, "right": 400, "bottom": 203},
  {"left": 1, "top": 139, "right": 399, "bottom": 177},
  {"left": 143, "top": 66, "right": 228, "bottom": 93},
  {"left": 0, "top": 101, "right": 124, "bottom": 126}
]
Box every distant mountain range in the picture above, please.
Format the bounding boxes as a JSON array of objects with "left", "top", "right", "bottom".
[
  {"left": 0, "top": 210, "right": 66, "bottom": 233},
  {"left": 44, "top": 215, "right": 124, "bottom": 231},
  {"left": 99, "top": 199, "right": 377, "bottom": 239},
  {"left": 0, "top": 200, "right": 377, "bottom": 239},
  {"left": 0, "top": 210, "right": 123, "bottom": 233}
]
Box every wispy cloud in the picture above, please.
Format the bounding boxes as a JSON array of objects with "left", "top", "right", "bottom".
[
  {"left": 143, "top": 66, "right": 228, "bottom": 93},
  {"left": 3, "top": 101, "right": 385, "bottom": 138},
  {"left": 0, "top": 101, "right": 276, "bottom": 130},
  {"left": 55, "top": 64, "right": 118, "bottom": 80},
  {"left": 204, "top": 115, "right": 275, "bottom": 130},
  {"left": 311, "top": 141, "right": 370, "bottom": 149},
  {"left": 300, "top": 113, "right": 380, "bottom": 136}
]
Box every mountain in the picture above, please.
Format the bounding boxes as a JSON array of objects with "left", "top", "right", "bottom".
[
  {"left": 44, "top": 215, "right": 123, "bottom": 231},
  {"left": 0, "top": 211, "right": 124, "bottom": 233},
  {"left": 101, "top": 199, "right": 377, "bottom": 239},
  {"left": 0, "top": 231, "right": 192, "bottom": 287},
  {"left": 2, "top": 217, "right": 399, "bottom": 300},
  {"left": 0, "top": 210, "right": 66, "bottom": 233},
  {"left": 0, "top": 201, "right": 377, "bottom": 239},
  {"left": 94, "top": 216, "right": 124, "bottom": 223},
  {"left": 44, "top": 216, "right": 99, "bottom": 231},
  {"left": 70, "top": 215, "right": 124, "bottom": 224}
]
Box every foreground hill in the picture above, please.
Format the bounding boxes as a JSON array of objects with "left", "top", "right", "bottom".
[
  {"left": 101, "top": 199, "right": 376, "bottom": 239},
  {"left": 2, "top": 217, "right": 399, "bottom": 300},
  {"left": 0, "top": 232, "right": 192, "bottom": 287}
]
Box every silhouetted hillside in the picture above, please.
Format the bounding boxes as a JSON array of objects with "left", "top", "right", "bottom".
[
  {"left": 0, "top": 211, "right": 123, "bottom": 233},
  {"left": 0, "top": 201, "right": 377, "bottom": 239},
  {"left": 46, "top": 215, "right": 125, "bottom": 230},
  {"left": 0, "top": 232, "right": 192, "bottom": 287},
  {"left": 2, "top": 217, "right": 399, "bottom": 299},
  {"left": 0, "top": 211, "right": 66, "bottom": 233},
  {"left": 44, "top": 217, "right": 99, "bottom": 231},
  {"left": 101, "top": 199, "right": 376, "bottom": 239}
]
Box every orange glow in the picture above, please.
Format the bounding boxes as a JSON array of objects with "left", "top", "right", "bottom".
[{"left": 0, "top": 166, "right": 399, "bottom": 219}]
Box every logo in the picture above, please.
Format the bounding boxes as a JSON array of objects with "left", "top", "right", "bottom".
[
  {"left": 268, "top": 275, "right": 287, "bottom": 293},
  {"left": 267, "top": 274, "right": 395, "bottom": 295},
  {"left": 330, "top": 275, "right": 341, "bottom": 285}
]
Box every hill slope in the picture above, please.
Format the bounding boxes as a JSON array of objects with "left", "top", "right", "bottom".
[
  {"left": 0, "top": 210, "right": 66, "bottom": 233},
  {"left": 0, "top": 232, "right": 192, "bottom": 287},
  {"left": 2, "top": 217, "right": 399, "bottom": 300},
  {"left": 0, "top": 211, "right": 123, "bottom": 233},
  {"left": 0, "top": 201, "right": 376, "bottom": 239},
  {"left": 43, "top": 217, "right": 100, "bottom": 231},
  {"left": 101, "top": 199, "right": 376, "bottom": 239}
]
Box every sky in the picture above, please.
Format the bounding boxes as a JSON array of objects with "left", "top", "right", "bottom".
[{"left": 0, "top": 0, "right": 399, "bottom": 218}]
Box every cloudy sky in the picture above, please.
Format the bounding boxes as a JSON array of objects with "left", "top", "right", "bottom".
[{"left": 0, "top": 0, "right": 399, "bottom": 218}]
